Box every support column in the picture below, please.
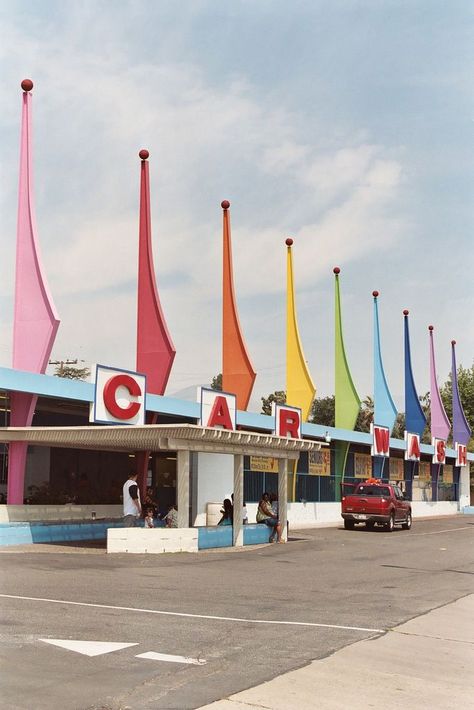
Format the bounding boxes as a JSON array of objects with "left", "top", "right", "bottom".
[
  {"left": 233, "top": 454, "right": 244, "bottom": 547},
  {"left": 177, "top": 449, "right": 190, "bottom": 528},
  {"left": 278, "top": 458, "right": 288, "bottom": 542}
]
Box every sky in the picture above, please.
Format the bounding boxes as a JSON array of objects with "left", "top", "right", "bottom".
[{"left": 0, "top": 0, "right": 472, "bottom": 413}]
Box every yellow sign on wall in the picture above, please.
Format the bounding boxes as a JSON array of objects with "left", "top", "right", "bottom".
[
  {"left": 443, "top": 465, "right": 453, "bottom": 483},
  {"left": 390, "top": 458, "right": 404, "bottom": 480},
  {"left": 249, "top": 456, "right": 278, "bottom": 473},
  {"left": 354, "top": 453, "right": 372, "bottom": 479},
  {"left": 419, "top": 462, "right": 431, "bottom": 481},
  {"left": 308, "top": 449, "right": 330, "bottom": 476}
]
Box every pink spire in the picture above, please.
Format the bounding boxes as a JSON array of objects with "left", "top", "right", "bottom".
[
  {"left": 429, "top": 326, "right": 450, "bottom": 440},
  {"left": 8, "top": 80, "right": 60, "bottom": 504},
  {"left": 136, "top": 150, "right": 175, "bottom": 394}
]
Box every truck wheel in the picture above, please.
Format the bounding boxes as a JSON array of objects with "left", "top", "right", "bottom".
[
  {"left": 385, "top": 514, "right": 395, "bottom": 532},
  {"left": 344, "top": 520, "right": 355, "bottom": 530},
  {"left": 401, "top": 512, "right": 412, "bottom": 530}
]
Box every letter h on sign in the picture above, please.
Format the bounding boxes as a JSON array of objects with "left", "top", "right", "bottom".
[{"left": 455, "top": 443, "right": 467, "bottom": 467}]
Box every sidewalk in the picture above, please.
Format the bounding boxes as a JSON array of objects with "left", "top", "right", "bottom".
[{"left": 198, "top": 594, "right": 474, "bottom": 710}]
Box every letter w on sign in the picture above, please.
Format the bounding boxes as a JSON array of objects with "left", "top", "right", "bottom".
[{"left": 371, "top": 424, "right": 390, "bottom": 457}]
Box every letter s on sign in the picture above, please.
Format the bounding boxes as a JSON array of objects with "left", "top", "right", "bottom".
[{"left": 103, "top": 375, "right": 142, "bottom": 420}]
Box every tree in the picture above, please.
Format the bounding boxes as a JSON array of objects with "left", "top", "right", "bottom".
[
  {"left": 355, "top": 396, "right": 373, "bottom": 433},
  {"left": 261, "top": 391, "right": 286, "bottom": 416},
  {"left": 440, "top": 362, "right": 474, "bottom": 446},
  {"left": 309, "top": 396, "right": 335, "bottom": 427},
  {"left": 210, "top": 373, "right": 222, "bottom": 391},
  {"left": 54, "top": 363, "right": 90, "bottom": 380}
]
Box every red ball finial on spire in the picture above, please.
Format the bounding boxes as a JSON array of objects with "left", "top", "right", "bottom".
[
  {"left": 333, "top": 267, "right": 340, "bottom": 274},
  {"left": 285, "top": 238, "right": 293, "bottom": 246},
  {"left": 428, "top": 325, "right": 434, "bottom": 331},
  {"left": 403, "top": 309, "right": 409, "bottom": 316},
  {"left": 372, "top": 290, "right": 379, "bottom": 298},
  {"left": 451, "top": 339, "right": 456, "bottom": 345},
  {"left": 21, "top": 79, "right": 33, "bottom": 92},
  {"left": 221, "top": 200, "right": 230, "bottom": 210},
  {"left": 139, "top": 149, "right": 149, "bottom": 160}
]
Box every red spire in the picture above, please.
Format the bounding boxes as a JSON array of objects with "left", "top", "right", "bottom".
[{"left": 136, "top": 150, "right": 175, "bottom": 394}]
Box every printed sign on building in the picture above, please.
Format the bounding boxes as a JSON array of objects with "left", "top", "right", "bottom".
[
  {"left": 354, "top": 453, "right": 372, "bottom": 479},
  {"left": 308, "top": 449, "right": 330, "bottom": 476},
  {"left": 443, "top": 465, "right": 453, "bottom": 484},
  {"left": 418, "top": 462, "right": 431, "bottom": 481},
  {"left": 199, "top": 387, "right": 236, "bottom": 430},
  {"left": 90, "top": 364, "right": 146, "bottom": 425},
  {"left": 390, "top": 458, "right": 404, "bottom": 480},
  {"left": 250, "top": 457, "right": 278, "bottom": 473}
]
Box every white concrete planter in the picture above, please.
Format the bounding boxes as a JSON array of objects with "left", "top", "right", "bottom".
[{"left": 107, "top": 527, "right": 198, "bottom": 554}]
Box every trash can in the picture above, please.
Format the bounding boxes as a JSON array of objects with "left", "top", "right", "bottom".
[{"left": 206, "top": 502, "right": 223, "bottom": 526}]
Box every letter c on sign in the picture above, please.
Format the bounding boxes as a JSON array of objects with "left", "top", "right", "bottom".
[{"left": 103, "top": 375, "right": 142, "bottom": 420}]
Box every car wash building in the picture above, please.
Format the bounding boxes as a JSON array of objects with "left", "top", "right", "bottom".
[{"left": 0, "top": 81, "right": 472, "bottom": 549}]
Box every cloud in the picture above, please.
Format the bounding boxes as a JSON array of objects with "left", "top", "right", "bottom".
[{"left": 1, "top": 4, "right": 469, "bottom": 412}]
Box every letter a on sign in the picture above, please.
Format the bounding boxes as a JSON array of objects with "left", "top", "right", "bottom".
[
  {"left": 273, "top": 404, "right": 302, "bottom": 439},
  {"left": 199, "top": 387, "right": 236, "bottom": 430},
  {"left": 371, "top": 424, "right": 390, "bottom": 457},
  {"left": 404, "top": 431, "right": 421, "bottom": 461}
]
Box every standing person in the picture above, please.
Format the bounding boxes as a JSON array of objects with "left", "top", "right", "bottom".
[
  {"left": 256, "top": 492, "right": 283, "bottom": 543},
  {"left": 218, "top": 498, "right": 233, "bottom": 526},
  {"left": 123, "top": 472, "right": 141, "bottom": 527}
]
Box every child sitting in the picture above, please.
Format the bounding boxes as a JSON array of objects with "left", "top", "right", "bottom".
[
  {"left": 165, "top": 504, "right": 178, "bottom": 528},
  {"left": 144, "top": 507, "right": 155, "bottom": 528}
]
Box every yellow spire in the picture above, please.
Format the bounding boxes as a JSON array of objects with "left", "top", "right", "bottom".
[{"left": 285, "top": 239, "right": 316, "bottom": 421}]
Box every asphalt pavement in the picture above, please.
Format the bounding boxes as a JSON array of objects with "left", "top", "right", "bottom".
[{"left": 0, "top": 515, "right": 473, "bottom": 709}]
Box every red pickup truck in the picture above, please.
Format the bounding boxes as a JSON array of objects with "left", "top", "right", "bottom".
[{"left": 341, "top": 479, "right": 412, "bottom": 532}]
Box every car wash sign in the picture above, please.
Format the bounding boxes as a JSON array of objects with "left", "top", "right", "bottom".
[
  {"left": 90, "top": 365, "right": 146, "bottom": 425},
  {"left": 199, "top": 389, "right": 303, "bottom": 440}
]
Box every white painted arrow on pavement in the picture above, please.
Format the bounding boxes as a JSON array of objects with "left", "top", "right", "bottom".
[
  {"left": 136, "top": 651, "right": 207, "bottom": 665},
  {"left": 39, "top": 639, "right": 139, "bottom": 657}
]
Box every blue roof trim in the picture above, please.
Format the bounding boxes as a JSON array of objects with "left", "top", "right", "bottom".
[
  {"left": 0, "top": 367, "right": 94, "bottom": 401},
  {"left": 0, "top": 366, "right": 470, "bottom": 460}
]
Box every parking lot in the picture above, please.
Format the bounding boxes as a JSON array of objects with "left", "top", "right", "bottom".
[{"left": 1, "top": 516, "right": 473, "bottom": 710}]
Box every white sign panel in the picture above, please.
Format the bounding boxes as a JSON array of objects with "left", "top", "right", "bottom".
[
  {"left": 199, "top": 387, "right": 236, "bottom": 430},
  {"left": 371, "top": 423, "right": 390, "bottom": 457},
  {"left": 404, "top": 431, "right": 421, "bottom": 461},
  {"left": 273, "top": 403, "right": 302, "bottom": 439},
  {"left": 90, "top": 365, "right": 146, "bottom": 425},
  {"left": 432, "top": 437, "right": 447, "bottom": 465},
  {"left": 455, "top": 442, "right": 468, "bottom": 467}
]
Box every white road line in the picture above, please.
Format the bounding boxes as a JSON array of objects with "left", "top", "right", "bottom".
[
  {"left": 0, "top": 594, "right": 384, "bottom": 634},
  {"left": 409, "top": 526, "right": 474, "bottom": 537},
  {"left": 39, "top": 639, "right": 139, "bottom": 656},
  {"left": 136, "top": 651, "right": 206, "bottom": 665}
]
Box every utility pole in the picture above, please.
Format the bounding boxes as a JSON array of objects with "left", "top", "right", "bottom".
[{"left": 48, "top": 359, "right": 78, "bottom": 376}]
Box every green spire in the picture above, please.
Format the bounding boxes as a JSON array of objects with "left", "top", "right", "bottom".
[
  {"left": 335, "top": 270, "right": 360, "bottom": 430},
  {"left": 334, "top": 270, "right": 361, "bottom": 499}
]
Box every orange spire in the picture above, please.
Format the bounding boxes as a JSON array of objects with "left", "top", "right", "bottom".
[{"left": 221, "top": 200, "right": 256, "bottom": 410}]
